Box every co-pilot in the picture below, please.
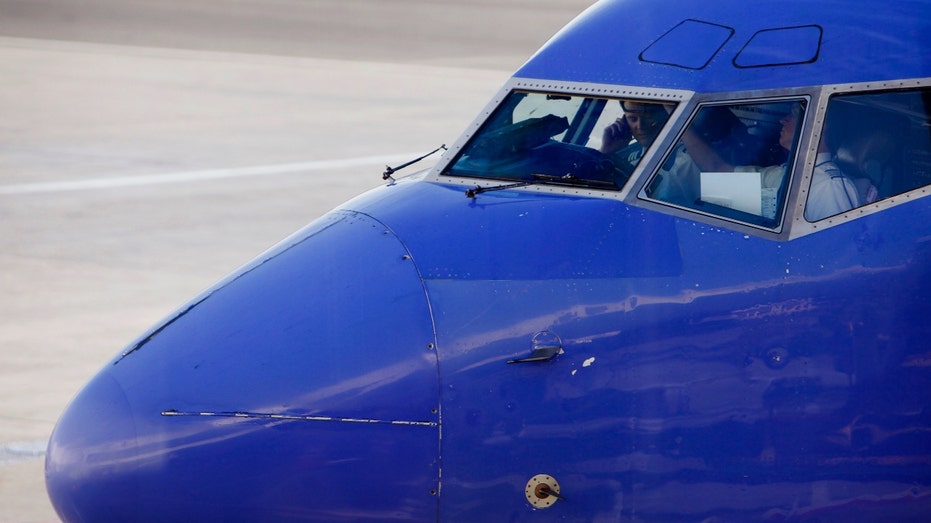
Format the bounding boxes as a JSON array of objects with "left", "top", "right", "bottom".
[{"left": 599, "top": 101, "right": 670, "bottom": 174}]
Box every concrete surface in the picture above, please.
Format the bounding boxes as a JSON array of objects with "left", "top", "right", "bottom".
[{"left": 0, "top": 1, "right": 595, "bottom": 520}]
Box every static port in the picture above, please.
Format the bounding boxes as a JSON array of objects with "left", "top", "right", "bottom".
[{"left": 524, "top": 474, "right": 562, "bottom": 508}]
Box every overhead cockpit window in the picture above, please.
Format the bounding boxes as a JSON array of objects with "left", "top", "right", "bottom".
[
  {"left": 733, "top": 25, "right": 822, "bottom": 68},
  {"left": 808, "top": 87, "right": 931, "bottom": 221},
  {"left": 445, "top": 91, "right": 674, "bottom": 191},
  {"left": 640, "top": 19, "right": 735, "bottom": 70},
  {"left": 645, "top": 99, "right": 806, "bottom": 228}
]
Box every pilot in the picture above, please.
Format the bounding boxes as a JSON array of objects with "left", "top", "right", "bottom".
[
  {"left": 677, "top": 103, "right": 861, "bottom": 221},
  {"left": 806, "top": 143, "right": 863, "bottom": 221},
  {"left": 599, "top": 101, "right": 670, "bottom": 174}
]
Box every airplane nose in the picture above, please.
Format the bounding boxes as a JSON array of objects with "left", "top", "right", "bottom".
[
  {"left": 45, "top": 209, "right": 441, "bottom": 522},
  {"left": 46, "top": 370, "right": 140, "bottom": 521}
]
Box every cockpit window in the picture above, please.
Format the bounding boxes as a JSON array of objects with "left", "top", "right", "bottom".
[
  {"left": 644, "top": 99, "right": 806, "bottom": 228},
  {"left": 809, "top": 87, "right": 931, "bottom": 221},
  {"left": 445, "top": 91, "right": 674, "bottom": 191}
]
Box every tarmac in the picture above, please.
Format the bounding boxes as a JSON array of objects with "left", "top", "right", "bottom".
[{"left": 0, "top": 1, "right": 594, "bottom": 520}]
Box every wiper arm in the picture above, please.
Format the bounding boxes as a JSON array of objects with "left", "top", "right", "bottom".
[
  {"left": 465, "top": 173, "right": 617, "bottom": 199},
  {"left": 466, "top": 180, "right": 538, "bottom": 198},
  {"left": 383, "top": 144, "right": 447, "bottom": 181}
]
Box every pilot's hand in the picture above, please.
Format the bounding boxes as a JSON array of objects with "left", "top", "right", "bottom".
[{"left": 600, "top": 116, "right": 633, "bottom": 154}]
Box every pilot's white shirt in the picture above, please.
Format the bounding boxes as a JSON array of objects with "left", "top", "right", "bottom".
[
  {"left": 805, "top": 152, "right": 861, "bottom": 221},
  {"left": 652, "top": 144, "right": 701, "bottom": 205},
  {"left": 736, "top": 152, "right": 861, "bottom": 221},
  {"left": 735, "top": 163, "right": 785, "bottom": 188}
]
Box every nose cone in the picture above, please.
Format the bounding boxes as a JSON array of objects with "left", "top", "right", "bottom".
[
  {"left": 46, "top": 370, "right": 140, "bottom": 521},
  {"left": 46, "top": 209, "right": 440, "bottom": 522}
]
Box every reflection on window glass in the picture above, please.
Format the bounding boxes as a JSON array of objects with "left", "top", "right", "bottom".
[
  {"left": 646, "top": 99, "right": 805, "bottom": 228},
  {"left": 445, "top": 91, "right": 674, "bottom": 190},
  {"left": 812, "top": 88, "right": 931, "bottom": 221}
]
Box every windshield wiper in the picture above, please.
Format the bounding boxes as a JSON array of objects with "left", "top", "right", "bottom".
[
  {"left": 465, "top": 173, "right": 617, "bottom": 199},
  {"left": 466, "top": 180, "right": 538, "bottom": 198},
  {"left": 532, "top": 173, "right": 617, "bottom": 189},
  {"left": 383, "top": 144, "right": 447, "bottom": 182}
]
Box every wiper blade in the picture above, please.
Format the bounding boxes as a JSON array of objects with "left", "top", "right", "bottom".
[
  {"left": 532, "top": 173, "right": 617, "bottom": 189},
  {"left": 383, "top": 144, "right": 447, "bottom": 181},
  {"left": 465, "top": 173, "right": 616, "bottom": 199}
]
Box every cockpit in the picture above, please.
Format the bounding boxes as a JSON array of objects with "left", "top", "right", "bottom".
[{"left": 439, "top": 79, "right": 931, "bottom": 239}]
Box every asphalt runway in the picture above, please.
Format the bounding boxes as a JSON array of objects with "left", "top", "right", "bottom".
[{"left": 0, "top": 0, "right": 595, "bottom": 520}]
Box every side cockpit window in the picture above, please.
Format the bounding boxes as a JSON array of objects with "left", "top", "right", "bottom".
[
  {"left": 812, "top": 87, "right": 931, "bottom": 221},
  {"left": 645, "top": 99, "right": 805, "bottom": 228},
  {"left": 445, "top": 90, "right": 674, "bottom": 191}
]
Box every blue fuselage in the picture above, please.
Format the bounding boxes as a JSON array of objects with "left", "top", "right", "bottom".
[{"left": 46, "top": 177, "right": 931, "bottom": 520}]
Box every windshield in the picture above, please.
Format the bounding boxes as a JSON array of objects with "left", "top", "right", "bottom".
[
  {"left": 643, "top": 98, "right": 806, "bottom": 229},
  {"left": 445, "top": 91, "right": 675, "bottom": 190}
]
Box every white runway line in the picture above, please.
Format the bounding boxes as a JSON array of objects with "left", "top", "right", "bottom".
[
  {"left": 0, "top": 153, "right": 422, "bottom": 195},
  {"left": 0, "top": 440, "right": 46, "bottom": 465}
]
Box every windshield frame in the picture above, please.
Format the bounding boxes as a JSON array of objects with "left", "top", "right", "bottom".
[{"left": 428, "top": 77, "right": 931, "bottom": 241}]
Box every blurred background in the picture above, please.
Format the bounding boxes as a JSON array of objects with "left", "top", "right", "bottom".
[{"left": 0, "top": 0, "right": 594, "bottom": 520}]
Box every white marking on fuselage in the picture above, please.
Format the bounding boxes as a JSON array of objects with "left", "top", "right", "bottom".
[{"left": 162, "top": 409, "right": 438, "bottom": 427}]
